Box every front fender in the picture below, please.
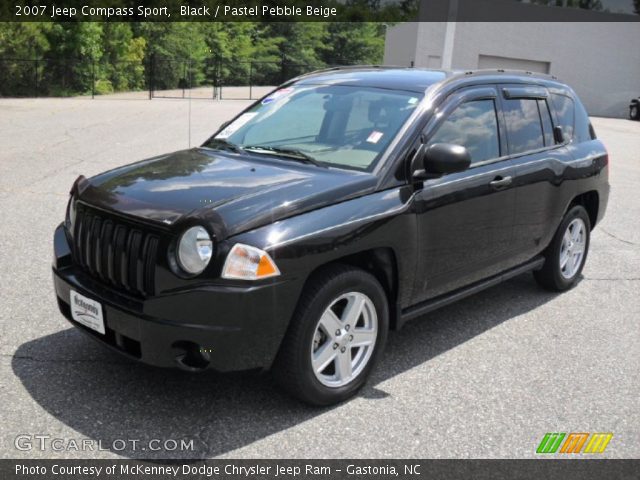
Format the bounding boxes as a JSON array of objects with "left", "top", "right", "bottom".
[{"left": 227, "top": 186, "right": 419, "bottom": 310}]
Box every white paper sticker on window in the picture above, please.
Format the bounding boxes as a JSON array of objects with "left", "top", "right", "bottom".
[
  {"left": 366, "top": 131, "right": 384, "bottom": 144},
  {"left": 215, "top": 113, "right": 258, "bottom": 139},
  {"left": 408, "top": 97, "right": 418, "bottom": 105},
  {"left": 262, "top": 87, "right": 294, "bottom": 105}
]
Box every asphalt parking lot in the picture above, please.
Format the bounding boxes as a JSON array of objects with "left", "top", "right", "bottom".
[{"left": 0, "top": 97, "right": 638, "bottom": 460}]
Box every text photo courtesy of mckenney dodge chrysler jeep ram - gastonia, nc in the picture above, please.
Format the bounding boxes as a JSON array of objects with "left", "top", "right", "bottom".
[{"left": 52, "top": 67, "right": 609, "bottom": 405}]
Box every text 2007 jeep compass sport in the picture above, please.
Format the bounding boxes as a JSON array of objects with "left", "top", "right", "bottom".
[{"left": 52, "top": 68, "right": 609, "bottom": 405}]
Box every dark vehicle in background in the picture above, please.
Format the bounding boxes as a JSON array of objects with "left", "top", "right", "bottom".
[
  {"left": 52, "top": 68, "right": 609, "bottom": 405},
  {"left": 630, "top": 97, "right": 640, "bottom": 120}
]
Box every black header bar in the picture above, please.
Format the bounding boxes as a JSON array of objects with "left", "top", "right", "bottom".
[
  {"left": 3, "top": 459, "right": 640, "bottom": 480},
  {"left": 4, "top": 0, "right": 640, "bottom": 22}
]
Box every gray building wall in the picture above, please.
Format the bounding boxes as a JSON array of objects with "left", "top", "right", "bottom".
[
  {"left": 384, "top": 22, "right": 640, "bottom": 118},
  {"left": 414, "top": 22, "right": 447, "bottom": 69},
  {"left": 383, "top": 22, "right": 419, "bottom": 67}
]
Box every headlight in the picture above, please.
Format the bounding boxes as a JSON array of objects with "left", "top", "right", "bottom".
[
  {"left": 177, "top": 226, "right": 213, "bottom": 275},
  {"left": 222, "top": 243, "right": 280, "bottom": 280}
]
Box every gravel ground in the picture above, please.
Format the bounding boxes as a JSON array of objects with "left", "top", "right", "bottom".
[{"left": 0, "top": 97, "right": 638, "bottom": 459}]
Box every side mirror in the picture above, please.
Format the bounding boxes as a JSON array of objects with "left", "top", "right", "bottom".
[
  {"left": 414, "top": 143, "right": 471, "bottom": 179},
  {"left": 553, "top": 125, "right": 565, "bottom": 144}
]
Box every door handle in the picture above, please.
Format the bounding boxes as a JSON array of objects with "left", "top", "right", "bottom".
[{"left": 489, "top": 176, "right": 512, "bottom": 189}]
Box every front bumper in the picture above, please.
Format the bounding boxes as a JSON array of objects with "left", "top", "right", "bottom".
[{"left": 52, "top": 224, "right": 301, "bottom": 372}]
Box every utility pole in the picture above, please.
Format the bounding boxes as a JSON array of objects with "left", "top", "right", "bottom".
[
  {"left": 148, "top": 52, "right": 154, "bottom": 100},
  {"left": 34, "top": 57, "right": 38, "bottom": 97},
  {"left": 249, "top": 61, "right": 253, "bottom": 100},
  {"left": 280, "top": 52, "right": 287, "bottom": 84},
  {"left": 91, "top": 58, "right": 96, "bottom": 99}
]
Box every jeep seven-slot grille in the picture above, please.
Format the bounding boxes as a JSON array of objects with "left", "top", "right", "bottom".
[{"left": 73, "top": 207, "right": 159, "bottom": 297}]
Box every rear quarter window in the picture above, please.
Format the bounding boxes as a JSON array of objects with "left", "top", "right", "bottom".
[
  {"left": 550, "top": 93, "right": 575, "bottom": 142},
  {"left": 551, "top": 92, "right": 594, "bottom": 143},
  {"left": 573, "top": 97, "right": 595, "bottom": 143}
]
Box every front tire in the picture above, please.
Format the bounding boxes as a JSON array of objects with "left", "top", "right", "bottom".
[
  {"left": 630, "top": 104, "right": 639, "bottom": 121},
  {"left": 273, "top": 265, "right": 389, "bottom": 406},
  {"left": 534, "top": 205, "right": 591, "bottom": 291}
]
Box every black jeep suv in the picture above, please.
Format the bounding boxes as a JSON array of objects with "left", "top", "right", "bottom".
[{"left": 52, "top": 68, "right": 609, "bottom": 405}]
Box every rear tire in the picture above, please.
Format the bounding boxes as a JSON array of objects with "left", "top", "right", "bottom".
[
  {"left": 534, "top": 205, "right": 591, "bottom": 291},
  {"left": 273, "top": 265, "right": 389, "bottom": 406},
  {"left": 631, "top": 104, "right": 639, "bottom": 121}
]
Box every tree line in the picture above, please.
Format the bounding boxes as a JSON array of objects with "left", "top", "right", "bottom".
[{"left": 0, "top": 22, "right": 388, "bottom": 96}]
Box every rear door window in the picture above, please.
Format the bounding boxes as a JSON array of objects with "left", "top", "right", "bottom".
[
  {"left": 502, "top": 98, "right": 545, "bottom": 154},
  {"left": 538, "top": 99, "right": 555, "bottom": 146}
]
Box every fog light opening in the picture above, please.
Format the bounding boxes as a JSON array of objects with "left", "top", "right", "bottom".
[{"left": 172, "top": 341, "right": 210, "bottom": 371}]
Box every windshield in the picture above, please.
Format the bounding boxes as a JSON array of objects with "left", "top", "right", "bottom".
[{"left": 209, "top": 85, "right": 422, "bottom": 171}]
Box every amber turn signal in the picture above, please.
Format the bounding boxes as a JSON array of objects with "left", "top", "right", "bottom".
[{"left": 221, "top": 243, "right": 280, "bottom": 280}]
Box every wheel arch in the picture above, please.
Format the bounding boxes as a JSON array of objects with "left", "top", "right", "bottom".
[
  {"left": 300, "top": 247, "right": 401, "bottom": 330},
  {"left": 568, "top": 190, "right": 599, "bottom": 230}
]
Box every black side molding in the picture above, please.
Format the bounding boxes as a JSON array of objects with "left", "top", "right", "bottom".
[{"left": 399, "top": 256, "right": 545, "bottom": 326}]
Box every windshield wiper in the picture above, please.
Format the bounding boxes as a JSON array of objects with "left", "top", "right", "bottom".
[
  {"left": 243, "top": 145, "right": 326, "bottom": 168},
  {"left": 204, "top": 138, "right": 244, "bottom": 154}
]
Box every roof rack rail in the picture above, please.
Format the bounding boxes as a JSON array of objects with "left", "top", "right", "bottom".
[
  {"left": 290, "top": 64, "right": 411, "bottom": 80},
  {"left": 450, "top": 68, "right": 559, "bottom": 80}
]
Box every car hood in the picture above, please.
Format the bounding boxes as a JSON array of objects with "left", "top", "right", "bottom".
[{"left": 78, "top": 148, "right": 378, "bottom": 238}]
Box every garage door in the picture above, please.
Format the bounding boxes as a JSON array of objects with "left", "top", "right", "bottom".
[{"left": 478, "top": 54, "right": 550, "bottom": 74}]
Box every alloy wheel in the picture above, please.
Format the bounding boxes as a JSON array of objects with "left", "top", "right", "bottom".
[
  {"left": 310, "top": 292, "right": 378, "bottom": 388},
  {"left": 559, "top": 217, "right": 587, "bottom": 279}
]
